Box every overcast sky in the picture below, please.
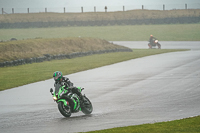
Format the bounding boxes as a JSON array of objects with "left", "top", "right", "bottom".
[{"left": 0, "top": 0, "right": 199, "bottom": 12}]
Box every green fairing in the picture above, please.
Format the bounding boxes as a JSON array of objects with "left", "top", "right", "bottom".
[
  {"left": 53, "top": 85, "right": 66, "bottom": 97},
  {"left": 73, "top": 98, "right": 77, "bottom": 109},
  {"left": 53, "top": 85, "right": 68, "bottom": 106},
  {"left": 54, "top": 85, "right": 81, "bottom": 111}
]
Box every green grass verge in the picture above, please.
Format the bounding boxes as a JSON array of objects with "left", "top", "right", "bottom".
[
  {"left": 85, "top": 116, "right": 200, "bottom": 133},
  {"left": 0, "top": 49, "right": 188, "bottom": 91},
  {"left": 0, "top": 24, "right": 200, "bottom": 41}
]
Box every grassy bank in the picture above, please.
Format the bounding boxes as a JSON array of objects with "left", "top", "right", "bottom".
[
  {"left": 0, "top": 49, "right": 188, "bottom": 91},
  {"left": 0, "top": 24, "right": 200, "bottom": 41},
  {"left": 86, "top": 116, "right": 200, "bottom": 133},
  {"left": 0, "top": 37, "right": 129, "bottom": 62},
  {"left": 0, "top": 9, "right": 199, "bottom": 23}
]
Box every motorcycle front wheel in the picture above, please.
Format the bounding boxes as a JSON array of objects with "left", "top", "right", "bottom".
[
  {"left": 81, "top": 96, "right": 93, "bottom": 115},
  {"left": 58, "top": 102, "right": 71, "bottom": 117}
]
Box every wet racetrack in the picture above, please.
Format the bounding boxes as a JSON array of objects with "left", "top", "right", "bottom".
[{"left": 0, "top": 41, "right": 200, "bottom": 133}]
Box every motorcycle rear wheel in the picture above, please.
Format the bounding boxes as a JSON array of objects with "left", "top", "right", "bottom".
[
  {"left": 81, "top": 96, "right": 93, "bottom": 115},
  {"left": 58, "top": 102, "right": 71, "bottom": 117}
]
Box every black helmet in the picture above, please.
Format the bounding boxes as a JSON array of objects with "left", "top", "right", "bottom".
[{"left": 53, "top": 71, "right": 63, "bottom": 81}]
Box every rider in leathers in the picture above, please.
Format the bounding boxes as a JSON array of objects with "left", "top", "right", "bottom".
[
  {"left": 148, "top": 35, "right": 161, "bottom": 49},
  {"left": 149, "top": 35, "right": 157, "bottom": 45},
  {"left": 53, "top": 71, "right": 84, "bottom": 101}
]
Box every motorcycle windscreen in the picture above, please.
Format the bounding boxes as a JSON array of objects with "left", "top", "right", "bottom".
[{"left": 55, "top": 83, "right": 62, "bottom": 95}]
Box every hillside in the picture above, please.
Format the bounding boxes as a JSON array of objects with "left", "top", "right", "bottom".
[
  {"left": 0, "top": 9, "right": 199, "bottom": 28},
  {"left": 0, "top": 37, "right": 132, "bottom": 66},
  {"left": 0, "top": 9, "right": 199, "bottom": 23}
]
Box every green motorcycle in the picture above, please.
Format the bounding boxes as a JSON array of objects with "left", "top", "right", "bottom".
[{"left": 50, "top": 84, "right": 93, "bottom": 117}]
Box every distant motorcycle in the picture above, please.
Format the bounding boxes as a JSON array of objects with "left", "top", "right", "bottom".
[
  {"left": 148, "top": 39, "right": 161, "bottom": 49},
  {"left": 50, "top": 84, "right": 93, "bottom": 117}
]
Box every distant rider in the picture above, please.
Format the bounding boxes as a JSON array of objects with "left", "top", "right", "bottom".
[
  {"left": 53, "top": 71, "right": 84, "bottom": 101},
  {"left": 149, "top": 35, "right": 157, "bottom": 45},
  {"left": 148, "top": 35, "right": 161, "bottom": 49}
]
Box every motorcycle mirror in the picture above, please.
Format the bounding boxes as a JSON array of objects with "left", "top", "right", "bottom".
[{"left": 50, "top": 88, "right": 53, "bottom": 93}]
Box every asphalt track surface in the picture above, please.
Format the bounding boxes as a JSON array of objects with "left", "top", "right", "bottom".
[{"left": 0, "top": 41, "right": 200, "bottom": 133}]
